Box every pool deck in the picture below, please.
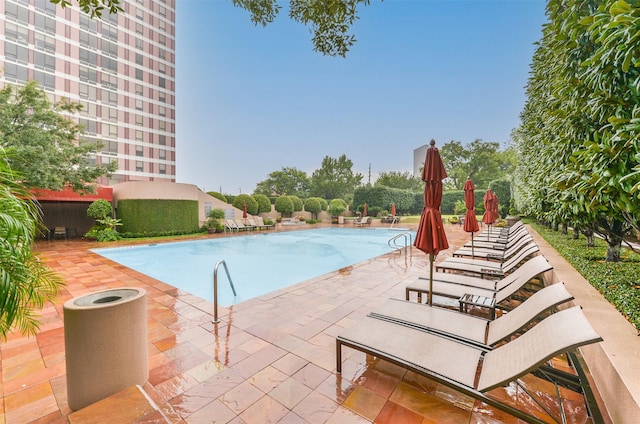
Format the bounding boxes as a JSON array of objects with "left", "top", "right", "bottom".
[{"left": 0, "top": 221, "right": 634, "bottom": 423}]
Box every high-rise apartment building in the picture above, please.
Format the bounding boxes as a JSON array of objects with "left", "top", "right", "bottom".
[{"left": 0, "top": 0, "right": 176, "bottom": 186}]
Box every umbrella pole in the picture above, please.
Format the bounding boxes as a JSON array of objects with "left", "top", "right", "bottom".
[
  {"left": 471, "top": 232, "right": 475, "bottom": 259},
  {"left": 429, "top": 253, "right": 434, "bottom": 306}
]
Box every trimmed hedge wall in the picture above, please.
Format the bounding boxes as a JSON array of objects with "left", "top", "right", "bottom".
[{"left": 117, "top": 199, "right": 199, "bottom": 234}]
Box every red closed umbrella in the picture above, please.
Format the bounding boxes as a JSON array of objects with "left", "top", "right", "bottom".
[
  {"left": 242, "top": 201, "right": 247, "bottom": 219},
  {"left": 363, "top": 203, "right": 368, "bottom": 217},
  {"left": 463, "top": 178, "right": 480, "bottom": 257},
  {"left": 492, "top": 193, "right": 500, "bottom": 222},
  {"left": 414, "top": 139, "right": 449, "bottom": 305},
  {"left": 482, "top": 189, "right": 496, "bottom": 240},
  {"left": 391, "top": 203, "right": 396, "bottom": 216}
]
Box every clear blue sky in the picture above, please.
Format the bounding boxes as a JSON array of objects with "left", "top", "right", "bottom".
[{"left": 175, "top": 0, "right": 547, "bottom": 195}]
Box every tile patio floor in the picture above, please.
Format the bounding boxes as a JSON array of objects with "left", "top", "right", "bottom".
[{"left": 0, "top": 223, "right": 604, "bottom": 423}]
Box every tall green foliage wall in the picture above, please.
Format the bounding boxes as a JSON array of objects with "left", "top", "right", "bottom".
[
  {"left": 353, "top": 186, "right": 421, "bottom": 215},
  {"left": 117, "top": 199, "right": 199, "bottom": 234}
]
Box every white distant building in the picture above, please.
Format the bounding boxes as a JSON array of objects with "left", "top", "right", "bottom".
[{"left": 413, "top": 144, "right": 428, "bottom": 178}]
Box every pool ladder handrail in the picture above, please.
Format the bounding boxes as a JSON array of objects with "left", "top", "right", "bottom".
[
  {"left": 388, "top": 231, "right": 413, "bottom": 260},
  {"left": 212, "top": 260, "right": 237, "bottom": 324}
]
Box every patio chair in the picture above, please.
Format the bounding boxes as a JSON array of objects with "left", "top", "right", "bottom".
[
  {"left": 224, "top": 219, "right": 239, "bottom": 232},
  {"left": 234, "top": 219, "right": 253, "bottom": 231},
  {"left": 464, "top": 224, "right": 529, "bottom": 248},
  {"left": 54, "top": 226, "right": 67, "bottom": 240},
  {"left": 336, "top": 306, "right": 603, "bottom": 424},
  {"left": 354, "top": 216, "right": 371, "bottom": 226},
  {"left": 371, "top": 282, "right": 573, "bottom": 348},
  {"left": 255, "top": 216, "right": 274, "bottom": 230},
  {"left": 406, "top": 255, "right": 553, "bottom": 318},
  {"left": 436, "top": 242, "right": 541, "bottom": 279},
  {"left": 453, "top": 235, "right": 536, "bottom": 260}
]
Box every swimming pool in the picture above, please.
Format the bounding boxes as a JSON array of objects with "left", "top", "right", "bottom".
[{"left": 92, "top": 227, "right": 412, "bottom": 306}]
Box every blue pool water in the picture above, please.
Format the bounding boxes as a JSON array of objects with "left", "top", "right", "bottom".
[{"left": 92, "top": 227, "right": 412, "bottom": 306}]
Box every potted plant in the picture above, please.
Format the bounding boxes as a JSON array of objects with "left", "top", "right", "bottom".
[{"left": 204, "top": 208, "right": 225, "bottom": 233}]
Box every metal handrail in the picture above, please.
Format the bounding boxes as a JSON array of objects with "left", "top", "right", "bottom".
[
  {"left": 388, "top": 231, "right": 413, "bottom": 261},
  {"left": 212, "top": 260, "right": 237, "bottom": 324}
]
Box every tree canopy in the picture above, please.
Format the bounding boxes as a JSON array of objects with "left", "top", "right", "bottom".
[
  {"left": 0, "top": 81, "right": 116, "bottom": 192},
  {"left": 439, "top": 139, "right": 516, "bottom": 190},
  {"left": 374, "top": 171, "right": 423, "bottom": 191},
  {"left": 254, "top": 167, "right": 310, "bottom": 197},
  {"left": 51, "top": 0, "right": 123, "bottom": 18},
  {"left": 309, "top": 154, "right": 363, "bottom": 199}
]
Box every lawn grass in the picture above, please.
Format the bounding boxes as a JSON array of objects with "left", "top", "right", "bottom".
[{"left": 527, "top": 220, "right": 640, "bottom": 331}]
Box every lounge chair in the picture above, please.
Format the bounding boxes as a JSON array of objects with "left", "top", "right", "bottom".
[
  {"left": 353, "top": 216, "right": 371, "bottom": 226},
  {"left": 453, "top": 235, "right": 536, "bottom": 260},
  {"left": 406, "top": 255, "right": 553, "bottom": 318},
  {"left": 224, "top": 219, "right": 239, "bottom": 232},
  {"left": 336, "top": 306, "right": 603, "bottom": 424},
  {"left": 255, "top": 216, "right": 274, "bottom": 230},
  {"left": 234, "top": 219, "right": 253, "bottom": 231},
  {"left": 371, "top": 283, "right": 573, "bottom": 348},
  {"left": 436, "top": 242, "right": 541, "bottom": 278},
  {"left": 464, "top": 224, "right": 529, "bottom": 248}
]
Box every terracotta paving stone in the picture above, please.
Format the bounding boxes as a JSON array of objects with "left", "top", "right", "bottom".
[{"left": 0, "top": 223, "right": 610, "bottom": 423}]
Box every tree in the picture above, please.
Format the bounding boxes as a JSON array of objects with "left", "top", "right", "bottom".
[
  {"left": 51, "top": 0, "right": 123, "bottom": 18},
  {"left": 374, "top": 171, "right": 423, "bottom": 191},
  {"left": 327, "top": 198, "right": 347, "bottom": 216},
  {"left": 439, "top": 139, "right": 509, "bottom": 190},
  {"left": 254, "top": 167, "right": 310, "bottom": 197},
  {"left": 87, "top": 199, "right": 114, "bottom": 221},
  {"left": 288, "top": 195, "right": 303, "bottom": 212},
  {"left": 231, "top": 0, "right": 377, "bottom": 57},
  {"left": 304, "top": 197, "right": 323, "bottom": 219},
  {"left": 0, "top": 148, "right": 63, "bottom": 340},
  {"left": 513, "top": 0, "right": 640, "bottom": 262},
  {"left": 252, "top": 194, "right": 272, "bottom": 214},
  {"left": 274, "top": 195, "right": 294, "bottom": 217},
  {"left": 309, "top": 154, "right": 362, "bottom": 199},
  {"left": 0, "top": 81, "right": 116, "bottom": 192}
]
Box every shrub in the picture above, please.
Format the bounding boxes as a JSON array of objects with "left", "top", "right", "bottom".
[
  {"left": 252, "top": 194, "right": 272, "bottom": 214},
  {"left": 327, "top": 198, "right": 347, "bottom": 216},
  {"left": 207, "top": 191, "right": 228, "bottom": 203},
  {"left": 275, "top": 195, "right": 294, "bottom": 216},
  {"left": 87, "top": 199, "right": 113, "bottom": 220},
  {"left": 454, "top": 200, "right": 467, "bottom": 216},
  {"left": 288, "top": 195, "right": 303, "bottom": 212},
  {"left": 232, "top": 194, "right": 258, "bottom": 215},
  {"left": 304, "top": 197, "right": 322, "bottom": 218}
]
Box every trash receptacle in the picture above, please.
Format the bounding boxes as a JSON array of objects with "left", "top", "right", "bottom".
[{"left": 64, "top": 288, "right": 148, "bottom": 411}]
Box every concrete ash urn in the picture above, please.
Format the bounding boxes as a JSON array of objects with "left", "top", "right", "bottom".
[{"left": 63, "top": 288, "right": 148, "bottom": 411}]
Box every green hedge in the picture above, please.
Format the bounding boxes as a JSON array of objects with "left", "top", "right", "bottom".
[
  {"left": 117, "top": 199, "right": 199, "bottom": 234},
  {"left": 354, "top": 186, "right": 421, "bottom": 215}
]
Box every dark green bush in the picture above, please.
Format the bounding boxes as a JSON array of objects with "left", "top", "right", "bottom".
[
  {"left": 207, "top": 191, "right": 228, "bottom": 203},
  {"left": 233, "top": 194, "right": 258, "bottom": 215},
  {"left": 252, "top": 194, "right": 272, "bottom": 213},
  {"left": 275, "top": 195, "right": 294, "bottom": 216},
  {"left": 288, "top": 195, "right": 303, "bottom": 212}
]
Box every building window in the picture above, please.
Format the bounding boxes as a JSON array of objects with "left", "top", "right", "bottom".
[
  {"left": 79, "top": 118, "right": 97, "bottom": 134},
  {"left": 79, "top": 31, "right": 97, "bottom": 49},
  {"left": 80, "top": 101, "right": 97, "bottom": 116},
  {"left": 136, "top": 7, "right": 144, "bottom": 20},
  {"left": 136, "top": 53, "right": 143, "bottom": 65},
  {"left": 80, "top": 14, "right": 98, "bottom": 32},
  {"left": 136, "top": 161, "right": 144, "bottom": 172},
  {"left": 159, "top": 49, "right": 166, "bottom": 60},
  {"left": 159, "top": 149, "right": 166, "bottom": 159},
  {"left": 136, "top": 37, "right": 144, "bottom": 50},
  {"left": 159, "top": 121, "right": 166, "bottom": 131},
  {"left": 136, "top": 145, "right": 143, "bottom": 156},
  {"left": 159, "top": 164, "right": 166, "bottom": 175},
  {"left": 79, "top": 66, "right": 97, "bottom": 83},
  {"left": 136, "top": 114, "right": 143, "bottom": 126},
  {"left": 4, "top": 63, "right": 28, "bottom": 82},
  {"left": 5, "top": 42, "right": 29, "bottom": 63},
  {"left": 80, "top": 83, "right": 97, "bottom": 100},
  {"left": 159, "top": 34, "right": 166, "bottom": 46},
  {"left": 159, "top": 134, "right": 166, "bottom": 145},
  {"left": 135, "top": 22, "right": 144, "bottom": 35},
  {"left": 135, "top": 68, "right": 143, "bottom": 80},
  {"left": 5, "top": 23, "right": 29, "bottom": 44},
  {"left": 35, "top": 33, "right": 56, "bottom": 53},
  {"left": 101, "top": 89, "right": 117, "bottom": 105},
  {"left": 34, "top": 51, "right": 55, "bottom": 71},
  {"left": 135, "top": 84, "right": 143, "bottom": 95},
  {"left": 79, "top": 48, "right": 98, "bottom": 65},
  {"left": 34, "top": 14, "right": 57, "bottom": 34},
  {"left": 33, "top": 70, "right": 55, "bottom": 90},
  {"left": 101, "top": 73, "right": 117, "bottom": 89},
  {"left": 135, "top": 99, "right": 143, "bottom": 111},
  {"left": 6, "top": 3, "right": 30, "bottom": 24},
  {"left": 102, "top": 39, "right": 118, "bottom": 57},
  {"left": 158, "top": 106, "right": 166, "bottom": 117}
]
